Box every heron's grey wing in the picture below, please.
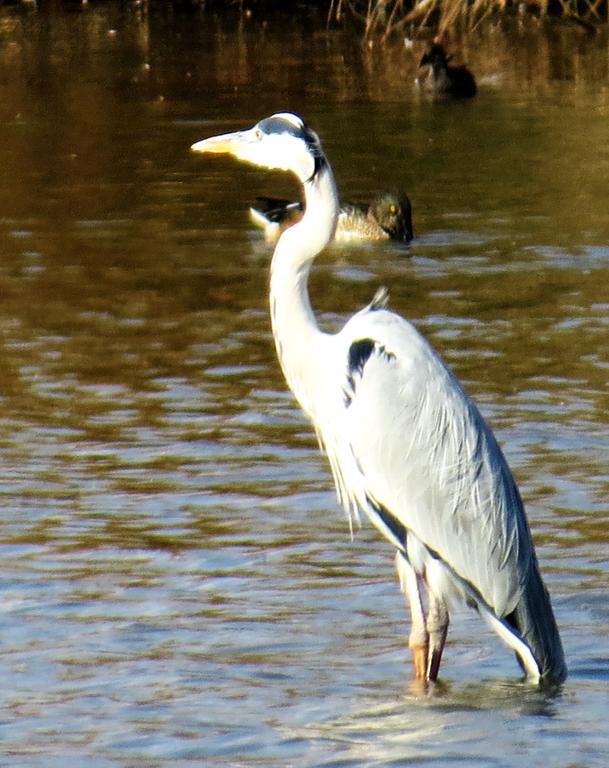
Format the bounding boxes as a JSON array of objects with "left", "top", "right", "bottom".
[{"left": 332, "top": 308, "right": 532, "bottom": 617}]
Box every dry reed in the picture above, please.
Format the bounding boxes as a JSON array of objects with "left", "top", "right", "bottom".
[{"left": 326, "top": 0, "right": 606, "bottom": 39}]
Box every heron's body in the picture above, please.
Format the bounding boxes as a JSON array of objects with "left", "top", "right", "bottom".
[
  {"left": 250, "top": 191, "right": 413, "bottom": 243},
  {"left": 192, "top": 113, "right": 566, "bottom": 685},
  {"left": 419, "top": 43, "right": 477, "bottom": 99}
]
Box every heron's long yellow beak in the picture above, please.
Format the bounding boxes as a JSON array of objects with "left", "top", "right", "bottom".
[{"left": 191, "top": 131, "right": 245, "bottom": 155}]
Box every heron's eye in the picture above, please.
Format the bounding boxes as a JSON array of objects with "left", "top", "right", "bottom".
[
  {"left": 255, "top": 128, "right": 263, "bottom": 140},
  {"left": 390, "top": 205, "right": 396, "bottom": 213}
]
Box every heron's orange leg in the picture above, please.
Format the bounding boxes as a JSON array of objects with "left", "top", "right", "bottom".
[
  {"left": 426, "top": 593, "right": 449, "bottom": 681},
  {"left": 395, "top": 551, "right": 429, "bottom": 679}
]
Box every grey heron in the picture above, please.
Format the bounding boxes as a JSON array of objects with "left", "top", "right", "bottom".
[
  {"left": 250, "top": 189, "right": 413, "bottom": 243},
  {"left": 419, "top": 43, "right": 477, "bottom": 99},
  {"left": 191, "top": 112, "right": 566, "bottom": 685}
]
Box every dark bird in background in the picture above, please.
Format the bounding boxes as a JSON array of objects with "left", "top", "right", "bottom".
[
  {"left": 250, "top": 190, "right": 413, "bottom": 244},
  {"left": 419, "top": 43, "right": 477, "bottom": 99}
]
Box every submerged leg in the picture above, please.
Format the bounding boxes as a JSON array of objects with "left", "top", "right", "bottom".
[
  {"left": 426, "top": 592, "right": 449, "bottom": 682},
  {"left": 395, "top": 551, "right": 428, "bottom": 679}
]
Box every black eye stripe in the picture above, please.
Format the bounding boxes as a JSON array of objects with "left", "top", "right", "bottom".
[
  {"left": 257, "top": 116, "right": 304, "bottom": 139},
  {"left": 256, "top": 116, "right": 322, "bottom": 156}
]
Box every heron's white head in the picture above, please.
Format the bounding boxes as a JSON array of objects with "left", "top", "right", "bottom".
[{"left": 191, "top": 112, "right": 325, "bottom": 184}]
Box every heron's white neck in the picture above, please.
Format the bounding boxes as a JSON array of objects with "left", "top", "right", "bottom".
[{"left": 269, "top": 160, "right": 338, "bottom": 418}]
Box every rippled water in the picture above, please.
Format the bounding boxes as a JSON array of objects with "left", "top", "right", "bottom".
[{"left": 0, "top": 5, "right": 607, "bottom": 766}]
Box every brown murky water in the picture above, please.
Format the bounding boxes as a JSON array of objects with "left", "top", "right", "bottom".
[{"left": 0, "top": 5, "right": 607, "bottom": 766}]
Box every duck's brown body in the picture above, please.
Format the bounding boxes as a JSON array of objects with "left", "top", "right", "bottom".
[{"left": 250, "top": 191, "right": 413, "bottom": 243}]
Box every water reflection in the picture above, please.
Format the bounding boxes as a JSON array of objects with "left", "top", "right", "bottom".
[
  {"left": 0, "top": 3, "right": 608, "bottom": 766},
  {"left": 281, "top": 678, "right": 569, "bottom": 766}
]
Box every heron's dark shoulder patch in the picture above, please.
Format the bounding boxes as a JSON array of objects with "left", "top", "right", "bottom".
[
  {"left": 348, "top": 338, "right": 376, "bottom": 377},
  {"left": 344, "top": 338, "right": 396, "bottom": 407}
]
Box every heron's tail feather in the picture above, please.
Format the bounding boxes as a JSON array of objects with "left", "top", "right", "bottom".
[
  {"left": 445, "top": 553, "right": 566, "bottom": 685},
  {"left": 480, "top": 610, "right": 541, "bottom": 681},
  {"left": 476, "top": 559, "right": 566, "bottom": 685},
  {"left": 505, "top": 561, "right": 567, "bottom": 685}
]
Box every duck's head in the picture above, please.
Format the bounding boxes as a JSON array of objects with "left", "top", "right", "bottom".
[
  {"left": 370, "top": 191, "right": 413, "bottom": 242},
  {"left": 419, "top": 43, "right": 450, "bottom": 69}
]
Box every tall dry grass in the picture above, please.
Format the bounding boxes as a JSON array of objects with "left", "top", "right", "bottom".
[{"left": 327, "top": 0, "right": 606, "bottom": 40}]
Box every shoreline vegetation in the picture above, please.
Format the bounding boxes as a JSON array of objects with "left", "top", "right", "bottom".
[
  {"left": 0, "top": 0, "right": 604, "bottom": 43},
  {"left": 0, "top": 1, "right": 605, "bottom": 102},
  {"left": 189, "top": 0, "right": 604, "bottom": 39},
  {"left": 325, "top": 0, "right": 604, "bottom": 40}
]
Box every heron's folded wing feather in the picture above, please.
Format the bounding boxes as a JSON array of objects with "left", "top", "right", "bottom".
[{"left": 330, "top": 308, "right": 531, "bottom": 617}]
